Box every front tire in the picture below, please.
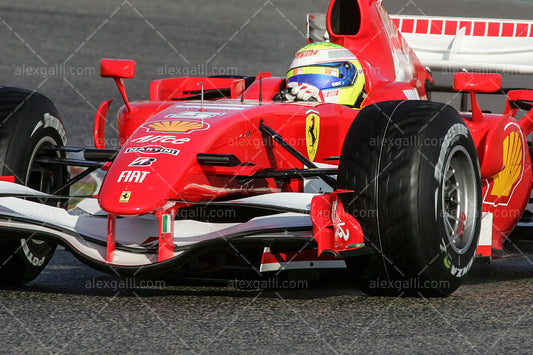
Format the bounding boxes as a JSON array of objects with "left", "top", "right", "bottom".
[
  {"left": 338, "top": 100, "right": 481, "bottom": 296},
  {"left": 0, "top": 87, "right": 68, "bottom": 285}
]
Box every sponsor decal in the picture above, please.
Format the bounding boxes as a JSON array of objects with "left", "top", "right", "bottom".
[
  {"left": 292, "top": 101, "right": 322, "bottom": 107},
  {"left": 130, "top": 136, "right": 190, "bottom": 145},
  {"left": 143, "top": 120, "right": 209, "bottom": 134},
  {"left": 484, "top": 125, "right": 525, "bottom": 207},
  {"left": 295, "top": 49, "right": 319, "bottom": 59},
  {"left": 451, "top": 257, "right": 474, "bottom": 277},
  {"left": 324, "top": 68, "right": 339, "bottom": 76},
  {"left": 174, "top": 103, "right": 250, "bottom": 111},
  {"left": 125, "top": 146, "right": 180, "bottom": 155},
  {"left": 21, "top": 239, "right": 45, "bottom": 266},
  {"left": 323, "top": 89, "right": 340, "bottom": 98},
  {"left": 490, "top": 131, "right": 522, "bottom": 198},
  {"left": 119, "top": 191, "right": 132, "bottom": 203},
  {"left": 117, "top": 171, "right": 150, "bottom": 183},
  {"left": 41, "top": 113, "right": 68, "bottom": 144},
  {"left": 305, "top": 109, "right": 320, "bottom": 162},
  {"left": 165, "top": 111, "right": 224, "bottom": 119},
  {"left": 331, "top": 198, "right": 350, "bottom": 242},
  {"left": 335, "top": 221, "right": 350, "bottom": 242},
  {"left": 129, "top": 157, "right": 156, "bottom": 167}
]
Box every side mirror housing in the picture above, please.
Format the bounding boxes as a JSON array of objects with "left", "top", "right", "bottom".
[
  {"left": 453, "top": 72, "right": 501, "bottom": 123},
  {"left": 453, "top": 73, "right": 501, "bottom": 93},
  {"left": 99, "top": 59, "right": 135, "bottom": 112},
  {"left": 100, "top": 59, "right": 135, "bottom": 79}
]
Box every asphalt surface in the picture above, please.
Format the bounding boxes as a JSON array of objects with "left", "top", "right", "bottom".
[{"left": 1, "top": 0, "right": 533, "bottom": 353}]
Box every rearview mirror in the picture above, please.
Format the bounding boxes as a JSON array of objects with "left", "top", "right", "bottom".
[
  {"left": 453, "top": 72, "right": 501, "bottom": 93},
  {"left": 100, "top": 58, "right": 135, "bottom": 79}
]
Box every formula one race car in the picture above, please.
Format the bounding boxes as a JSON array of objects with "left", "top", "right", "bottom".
[{"left": 1, "top": 0, "right": 533, "bottom": 296}]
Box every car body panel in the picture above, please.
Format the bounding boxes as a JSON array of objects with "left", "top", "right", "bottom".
[{"left": 1, "top": 0, "right": 533, "bottom": 275}]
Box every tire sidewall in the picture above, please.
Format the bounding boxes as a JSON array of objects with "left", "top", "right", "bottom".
[
  {"left": 1, "top": 94, "right": 67, "bottom": 185},
  {"left": 338, "top": 101, "right": 481, "bottom": 296},
  {"left": 418, "top": 118, "right": 480, "bottom": 285},
  {"left": 0, "top": 90, "right": 67, "bottom": 284}
]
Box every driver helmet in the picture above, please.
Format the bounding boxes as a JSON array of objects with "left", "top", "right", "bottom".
[{"left": 286, "top": 42, "right": 365, "bottom": 106}]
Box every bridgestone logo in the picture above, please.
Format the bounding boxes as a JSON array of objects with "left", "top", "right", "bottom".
[
  {"left": 21, "top": 239, "right": 46, "bottom": 267},
  {"left": 434, "top": 123, "right": 469, "bottom": 181}
]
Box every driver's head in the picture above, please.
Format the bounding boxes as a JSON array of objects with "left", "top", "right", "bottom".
[{"left": 286, "top": 42, "right": 365, "bottom": 106}]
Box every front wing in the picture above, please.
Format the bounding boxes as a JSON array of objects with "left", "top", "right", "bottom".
[{"left": 0, "top": 184, "right": 344, "bottom": 275}]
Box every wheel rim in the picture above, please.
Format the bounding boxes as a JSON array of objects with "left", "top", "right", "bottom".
[
  {"left": 25, "top": 136, "right": 64, "bottom": 246},
  {"left": 441, "top": 145, "right": 478, "bottom": 255},
  {"left": 25, "top": 136, "right": 62, "bottom": 196}
]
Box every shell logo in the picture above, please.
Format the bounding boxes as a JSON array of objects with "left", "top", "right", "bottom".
[
  {"left": 490, "top": 131, "right": 523, "bottom": 198},
  {"left": 144, "top": 120, "right": 209, "bottom": 133}
]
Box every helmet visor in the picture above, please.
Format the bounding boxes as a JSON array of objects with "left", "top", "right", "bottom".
[{"left": 286, "top": 61, "right": 357, "bottom": 90}]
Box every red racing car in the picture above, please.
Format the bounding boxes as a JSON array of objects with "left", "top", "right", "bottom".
[{"left": 1, "top": 0, "right": 532, "bottom": 296}]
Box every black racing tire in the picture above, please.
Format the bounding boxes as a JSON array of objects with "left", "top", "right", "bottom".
[
  {"left": 0, "top": 87, "right": 68, "bottom": 285},
  {"left": 338, "top": 100, "right": 481, "bottom": 297}
]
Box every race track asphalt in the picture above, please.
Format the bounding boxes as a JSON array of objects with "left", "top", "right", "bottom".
[{"left": 0, "top": 0, "right": 532, "bottom": 353}]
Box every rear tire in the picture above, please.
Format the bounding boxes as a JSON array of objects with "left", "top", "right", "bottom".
[
  {"left": 338, "top": 101, "right": 481, "bottom": 296},
  {"left": 0, "top": 87, "right": 68, "bottom": 285}
]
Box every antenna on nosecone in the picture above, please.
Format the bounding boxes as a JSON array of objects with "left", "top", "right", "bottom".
[
  {"left": 259, "top": 77, "right": 262, "bottom": 105},
  {"left": 198, "top": 81, "right": 204, "bottom": 113}
]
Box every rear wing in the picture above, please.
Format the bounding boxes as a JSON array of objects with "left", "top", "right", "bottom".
[{"left": 307, "top": 13, "right": 533, "bottom": 75}]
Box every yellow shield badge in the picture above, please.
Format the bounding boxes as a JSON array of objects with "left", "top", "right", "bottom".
[
  {"left": 119, "top": 191, "right": 132, "bottom": 203},
  {"left": 305, "top": 110, "right": 320, "bottom": 162}
]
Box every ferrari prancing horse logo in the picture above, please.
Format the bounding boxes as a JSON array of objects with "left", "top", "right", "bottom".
[
  {"left": 305, "top": 109, "right": 320, "bottom": 162},
  {"left": 119, "top": 191, "right": 132, "bottom": 203}
]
